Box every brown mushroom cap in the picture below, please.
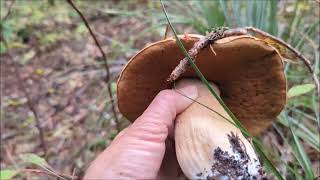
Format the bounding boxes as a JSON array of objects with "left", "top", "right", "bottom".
[{"left": 117, "top": 35, "right": 287, "bottom": 136}]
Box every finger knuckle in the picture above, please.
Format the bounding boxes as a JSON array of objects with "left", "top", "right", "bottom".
[{"left": 157, "top": 89, "right": 175, "bottom": 103}]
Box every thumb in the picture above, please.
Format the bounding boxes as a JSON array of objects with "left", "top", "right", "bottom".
[
  {"left": 132, "top": 85, "right": 198, "bottom": 140},
  {"left": 84, "top": 86, "right": 197, "bottom": 179}
]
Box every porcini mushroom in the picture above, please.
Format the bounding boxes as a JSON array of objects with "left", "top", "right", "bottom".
[{"left": 117, "top": 34, "right": 286, "bottom": 179}]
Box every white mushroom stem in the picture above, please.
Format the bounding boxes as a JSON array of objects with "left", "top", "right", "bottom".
[{"left": 174, "top": 79, "right": 262, "bottom": 179}]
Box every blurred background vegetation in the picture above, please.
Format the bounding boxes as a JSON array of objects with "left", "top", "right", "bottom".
[{"left": 0, "top": 0, "right": 319, "bottom": 179}]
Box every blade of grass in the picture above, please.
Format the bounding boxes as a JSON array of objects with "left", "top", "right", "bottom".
[
  {"left": 296, "top": 131, "right": 320, "bottom": 152},
  {"left": 291, "top": 108, "right": 316, "bottom": 122},
  {"left": 260, "top": 0, "right": 267, "bottom": 31},
  {"left": 290, "top": 24, "right": 320, "bottom": 127},
  {"left": 278, "top": 115, "right": 320, "bottom": 151},
  {"left": 167, "top": 1, "right": 209, "bottom": 33},
  {"left": 246, "top": 0, "right": 253, "bottom": 26},
  {"left": 268, "top": 0, "right": 278, "bottom": 35},
  {"left": 199, "top": 0, "right": 225, "bottom": 30},
  {"left": 295, "top": 20, "right": 320, "bottom": 50},
  {"left": 160, "top": 1, "right": 284, "bottom": 179},
  {"left": 282, "top": 2, "right": 299, "bottom": 42},
  {"left": 218, "top": 0, "right": 230, "bottom": 27},
  {"left": 290, "top": 129, "right": 315, "bottom": 180},
  {"left": 135, "top": 19, "right": 191, "bottom": 40},
  {"left": 272, "top": 123, "right": 310, "bottom": 180},
  {"left": 231, "top": 0, "right": 241, "bottom": 26},
  {"left": 273, "top": 124, "right": 303, "bottom": 180},
  {"left": 285, "top": 162, "right": 304, "bottom": 180},
  {"left": 284, "top": 112, "right": 315, "bottom": 179},
  {"left": 252, "top": 0, "right": 258, "bottom": 27},
  {"left": 257, "top": 0, "right": 263, "bottom": 29},
  {"left": 313, "top": 36, "right": 320, "bottom": 126},
  {"left": 253, "top": 141, "right": 284, "bottom": 178},
  {"left": 289, "top": 110, "right": 320, "bottom": 139},
  {"left": 290, "top": 9, "right": 310, "bottom": 47},
  {"left": 292, "top": 163, "right": 304, "bottom": 180}
]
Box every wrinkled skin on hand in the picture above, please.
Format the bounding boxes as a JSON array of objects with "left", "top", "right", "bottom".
[{"left": 84, "top": 86, "right": 198, "bottom": 179}]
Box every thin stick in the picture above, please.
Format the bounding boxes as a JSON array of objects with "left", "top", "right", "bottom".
[
  {"left": 71, "top": 168, "right": 76, "bottom": 180},
  {"left": 66, "top": 0, "right": 120, "bottom": 132},
  {"left": 245, "top": 26, "right": 320, "bottom": 104},
  {"left": 1, "top": 0, "right": 15, "bottom": 21},
  {"left": 167, "top": 27, "right": 247, "bottom": 82},
  {"left": 2, "top": 40, "right": 47, "bottom": 153},
  {"left": 168, "top": 26, "right": 319, "bottom": 104},
  {"left": 163, "top": 23, "right": 170, "bottom": 40}
]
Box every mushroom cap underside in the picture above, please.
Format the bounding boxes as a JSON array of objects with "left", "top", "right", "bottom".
[{"left": 117, "top": 35, "right": 287, "bottom": 136}]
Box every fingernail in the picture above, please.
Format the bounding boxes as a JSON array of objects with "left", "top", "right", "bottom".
[{"left": 178, "top": 85, "right": 198, "bottom": 100}]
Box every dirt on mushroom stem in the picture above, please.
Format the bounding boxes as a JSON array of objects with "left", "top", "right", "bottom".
[{"left": 205, "top": 132, "right": 263, "bottom": 180}]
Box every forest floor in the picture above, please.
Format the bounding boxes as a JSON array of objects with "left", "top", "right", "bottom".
[{"left": 1, "top": 1, "right": 164, "bottom": 177}]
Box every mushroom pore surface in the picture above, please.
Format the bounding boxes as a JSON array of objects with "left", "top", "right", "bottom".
[
  {"left": 117, "top": 35, "right": 287, "bottom": 179},
  {"left": 117, "top": 35, "right": 286, "bottom": 136},
  {"left": 174, "top": 79, "right": 262, "bottom": 179}
]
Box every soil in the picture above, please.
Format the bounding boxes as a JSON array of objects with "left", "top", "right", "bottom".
[{"left": 206, "top": 132, "right": 263, "bottom": 180}]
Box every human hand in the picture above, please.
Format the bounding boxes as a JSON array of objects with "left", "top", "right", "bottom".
[{"left": 84, "top": 86, "right": 198, "bottom": 179}]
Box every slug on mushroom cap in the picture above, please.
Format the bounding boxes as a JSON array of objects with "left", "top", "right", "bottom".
[{"left": 117, "top": 34, "right": 287, "bottom": 179}]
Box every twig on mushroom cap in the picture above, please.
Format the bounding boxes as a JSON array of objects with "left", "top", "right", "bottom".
[
  {"left": 168, "top": 26, "right": 319, "bottom": 104},
  {"left": 66, "top": 0, "right": 121, "bottom": 132},
  {"left": 163, "top": 23, "right": 170, "bottom": 40},
  {"left": 167, "top": 27, "right": 247, "bottom": 82},
  {"left": 244, "top": 26, "right": 320, "bottom": 104}
]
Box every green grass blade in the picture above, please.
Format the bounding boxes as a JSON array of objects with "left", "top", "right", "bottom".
[
  {"left": 285, "top": 112, "right": 315, "bottom": 179},
  {"left": 296, "top": 131, "right": 320, "bottom": 152},
  {"left": 252, "top": 0, "right": 258, "bottom": 27},
  {"left": 285, "top": 162, "right": 304, "bottom": 180},
  {"left": 268, "top": 0, "right": 278, "bottom": 35},
  {"left": 160, "top": 1, "right": 284, "bottom": 179},
  {"left": 260, "top": 0, "right": 268, "bottom": 31},
  {"left": 295, "top": 20, "right": 320, "bottom": 50},
  {"left": 199, "top": 1, "right": 225, "bottom": 29},
  {"left": 218, "top": 0, "right": 230, "bottom": 26},
  {"left": 313, "top": 47, "right": 320, "bottom": 125},
  {"left": 246, "top": 0, "right": 253, "bottom": 26},
  {"left": 272, "top": 124, "right": 305, "bottom": 180},
  {"left": 231, "top": 0, "right": 241, "bottom": 26},
  {"left": 279, "top": 115, "right": 320, "bottom": 151},
  {"left": 252, "top": 139, "right": 284, "bottom": 179},
  {"left": 282, "top": 2, "right": 299, "bottom": 41},
  {"left": 291, "top": 108, "right": 316, "bottom": 122},
  {"left": 257, "top": 0, "right": 263, "bottom": 29},
  {"left": 290, "top": 133, "right": 315, "bottom": 179}
]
